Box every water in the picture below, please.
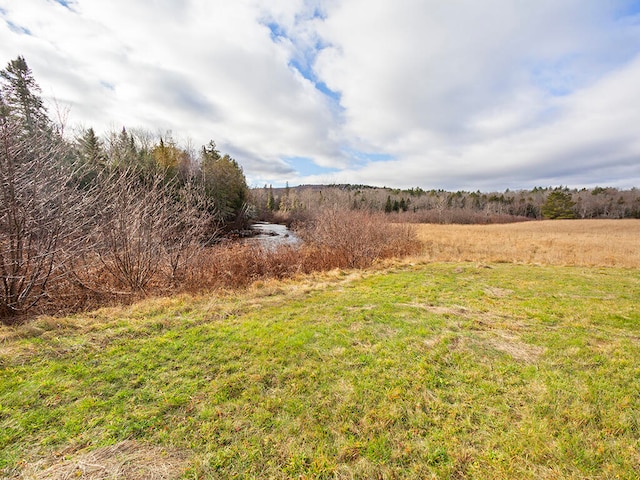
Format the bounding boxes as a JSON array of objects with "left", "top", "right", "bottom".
[{"left": 247, "top": 222, "right": 301, "bottom": 248}]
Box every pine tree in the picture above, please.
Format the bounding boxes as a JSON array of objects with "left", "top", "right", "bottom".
[
  {"left": 77, "top": 127, "right": 105, "bottom": 166},
  {"left": 541, "top": 190, "right": 576, "bottom": 219},
  {"left": 108, "top": 127, "right": 138, "bottom": 167},
  {"left": 267, "top": 185, "right": 276, "bottom": 211},
  {"left": 0, "top": 56, "right": 49, "bottom": 134},
  {"left": 385, "top": 195, "right": 393, "bottom": 213}
]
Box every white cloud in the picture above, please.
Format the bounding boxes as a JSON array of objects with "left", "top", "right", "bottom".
[{"left": 1, "top": 0, "right": 639, "bottom": 190}]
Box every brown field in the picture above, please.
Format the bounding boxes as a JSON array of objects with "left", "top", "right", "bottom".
[{"left": 413, "top": 219, "right": 640, "bottom": 268}]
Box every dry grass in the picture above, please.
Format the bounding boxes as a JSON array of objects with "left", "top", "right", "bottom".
[
  {"left": 15, "top": 441, "right": 187, "bottom": 480},
  {"left": 414, "top": 219, "right": 640, "bottom": 267}
]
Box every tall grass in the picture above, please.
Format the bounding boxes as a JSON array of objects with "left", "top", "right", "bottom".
[{"left": 414, "top": 219, "right": 640, "bottom": 267}]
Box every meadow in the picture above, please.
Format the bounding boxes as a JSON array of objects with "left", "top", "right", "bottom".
[
  {"left": 415, "top": 219, "right": 640, "bottom": 268},
  {"left": 1, "top": 219, "right": 639, "bottom": 479}
]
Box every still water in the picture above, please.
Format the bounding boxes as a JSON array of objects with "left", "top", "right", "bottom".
[{"left": 246, "top": 222, "right": 301, "bottom": 248}]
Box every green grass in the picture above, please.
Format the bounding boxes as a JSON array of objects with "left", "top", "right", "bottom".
[{"left": 1, "top": 263, "right": 639, "bottom": 479}]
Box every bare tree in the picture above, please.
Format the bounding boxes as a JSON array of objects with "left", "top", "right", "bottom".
[
  {"left": 77, "top": 168, "right": 217, "bottom": 294},
  {"left": 0, "top": 116, "right": 82, "bottom": 322},
  {"left": 159, "top": 178, "right": 220, "bottom": 286}
]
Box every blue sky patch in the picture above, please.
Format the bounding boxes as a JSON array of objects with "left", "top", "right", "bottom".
[
  {"left": 100, "top": 80, "right": 115, "bottom": 91},
  {"left": 342, "top": 148, "right": 395, "bottom": 164},
  {"left": 6, "top": 20, "right": 32, "bottom": 36},
  {"left": 266, "top": 22, "right": 287, "bottom": 42},
  {"left": 309, "top": 6, "right": 327, "bottom": 21},
  {"left": 286, "top": 156, "right": 339, "bottom": 177},
  {"left": 529, "top": 56, "right": 580, "bottom": 97},
  {"left": 264, "top": 19, "right": 342, "bottom": 105},
  {"left": 615, "top": 0, "right": 640, "bottom": 18},
  {"left": 288, "top": 58, "right": 341, "bottom": 103},
  {"left": 52, "top": 0, "right": 74, "bottom": 9}
]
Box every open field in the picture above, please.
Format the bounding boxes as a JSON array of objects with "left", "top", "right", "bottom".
[
  {"left": 414, "top": 219, "right": 640, "bottom": 268},
  {"left": 1, "top": 259, "right": 639, "bottom": 479}
]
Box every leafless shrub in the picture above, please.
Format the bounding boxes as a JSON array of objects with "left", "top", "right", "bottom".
[
  {"left": 70, "top": 169, "right": 217, "bottom": 295},
  {"left": 181, "top": 243, "right": 300, "bottom": 291},
  {"left": 180, "top": 211, "right": 421, "bottom": 292},
  {"left": 158, "top": 188, "right": 220, "bottom": 287},
  {"left": 297, "top": 209, "right": 421, "bottom": 269},
  {"left": 0, "top": 119, "right": 87, "bottom": 323}
]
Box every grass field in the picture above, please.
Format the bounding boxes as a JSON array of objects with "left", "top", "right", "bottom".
[
  {"left": 1, "top": 220, "right": 639, "bottom": 479},
  {"left": 415, "top": 219, "right": 640, "bottom": 268}
]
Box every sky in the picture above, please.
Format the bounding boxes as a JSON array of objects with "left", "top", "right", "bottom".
[{"left": 1, "top": 0, "right": 640, "bottom": 191}]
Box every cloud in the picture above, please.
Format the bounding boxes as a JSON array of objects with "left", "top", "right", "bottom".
[
  {"left": 1, "top": 0, "right": 639, "bottom": 190},
  {"left": 310, "top": 0, "right": 640, "bottom": 189}
]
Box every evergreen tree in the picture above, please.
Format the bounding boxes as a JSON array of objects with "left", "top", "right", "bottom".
[
  {"left": 200, "top": 142, "right": 248, "bottom": 221},
  {"left": 77, "top": 127, "right": 105, "bottom": 166},
  {"left": 72, "top": 127, "right": 106, "bottom": 188},
  {"left": 108, "top": 127, "right": 138, "bottom": 167},
  {"left": 0, "top": 56, "right": 49, "bottom": 134},
  {"left": 384, "top": 195, "right": 393, "bottom": 213},
  {"left": 541, "top": 190, "right": 576, "bottom": 219},
  {"left": 267, "top": 184, "right": 276, "bottom": 211}
]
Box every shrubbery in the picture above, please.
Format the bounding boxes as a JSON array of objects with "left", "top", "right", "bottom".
[{"left": 297, "top": 209, "right": 421, "bottom": 268}]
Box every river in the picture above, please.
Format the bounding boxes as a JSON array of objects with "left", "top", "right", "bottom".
[{"left": 245, "top": 222, "right": 301, "bottom": 248}]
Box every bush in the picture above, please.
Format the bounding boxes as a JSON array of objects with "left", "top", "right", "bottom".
[
  {"left": 0, "top": 112, "right": 89, "bottom": 322},
  {"left": 297, "top": 209, "right": 421, "bottom": 269}
]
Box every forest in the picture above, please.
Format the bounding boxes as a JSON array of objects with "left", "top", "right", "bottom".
[
  {"left": 0, "top": 56, "right": 260, "bottom": 320},
  {"left": 253, "top": 183, "right": 640, "bottom": 225}
]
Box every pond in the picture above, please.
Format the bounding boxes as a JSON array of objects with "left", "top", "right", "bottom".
[{"left": 245, "top": 222, "right": 301, "bottom": 248}]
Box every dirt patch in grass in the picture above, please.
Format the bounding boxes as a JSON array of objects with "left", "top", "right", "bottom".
[
  {"left": 17, "top": 441, "right": 188, "bottom": 480},
  {"left": 401, "top": 303, "right": 470, "bottom": 317}
]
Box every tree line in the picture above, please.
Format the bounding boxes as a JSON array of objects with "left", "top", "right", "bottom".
[
  {"left": 0, "top": 56, "right": 248, "bottom": 321},
  {"left": 253, "top": 184, "right": 640, "bottom": 224}
]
